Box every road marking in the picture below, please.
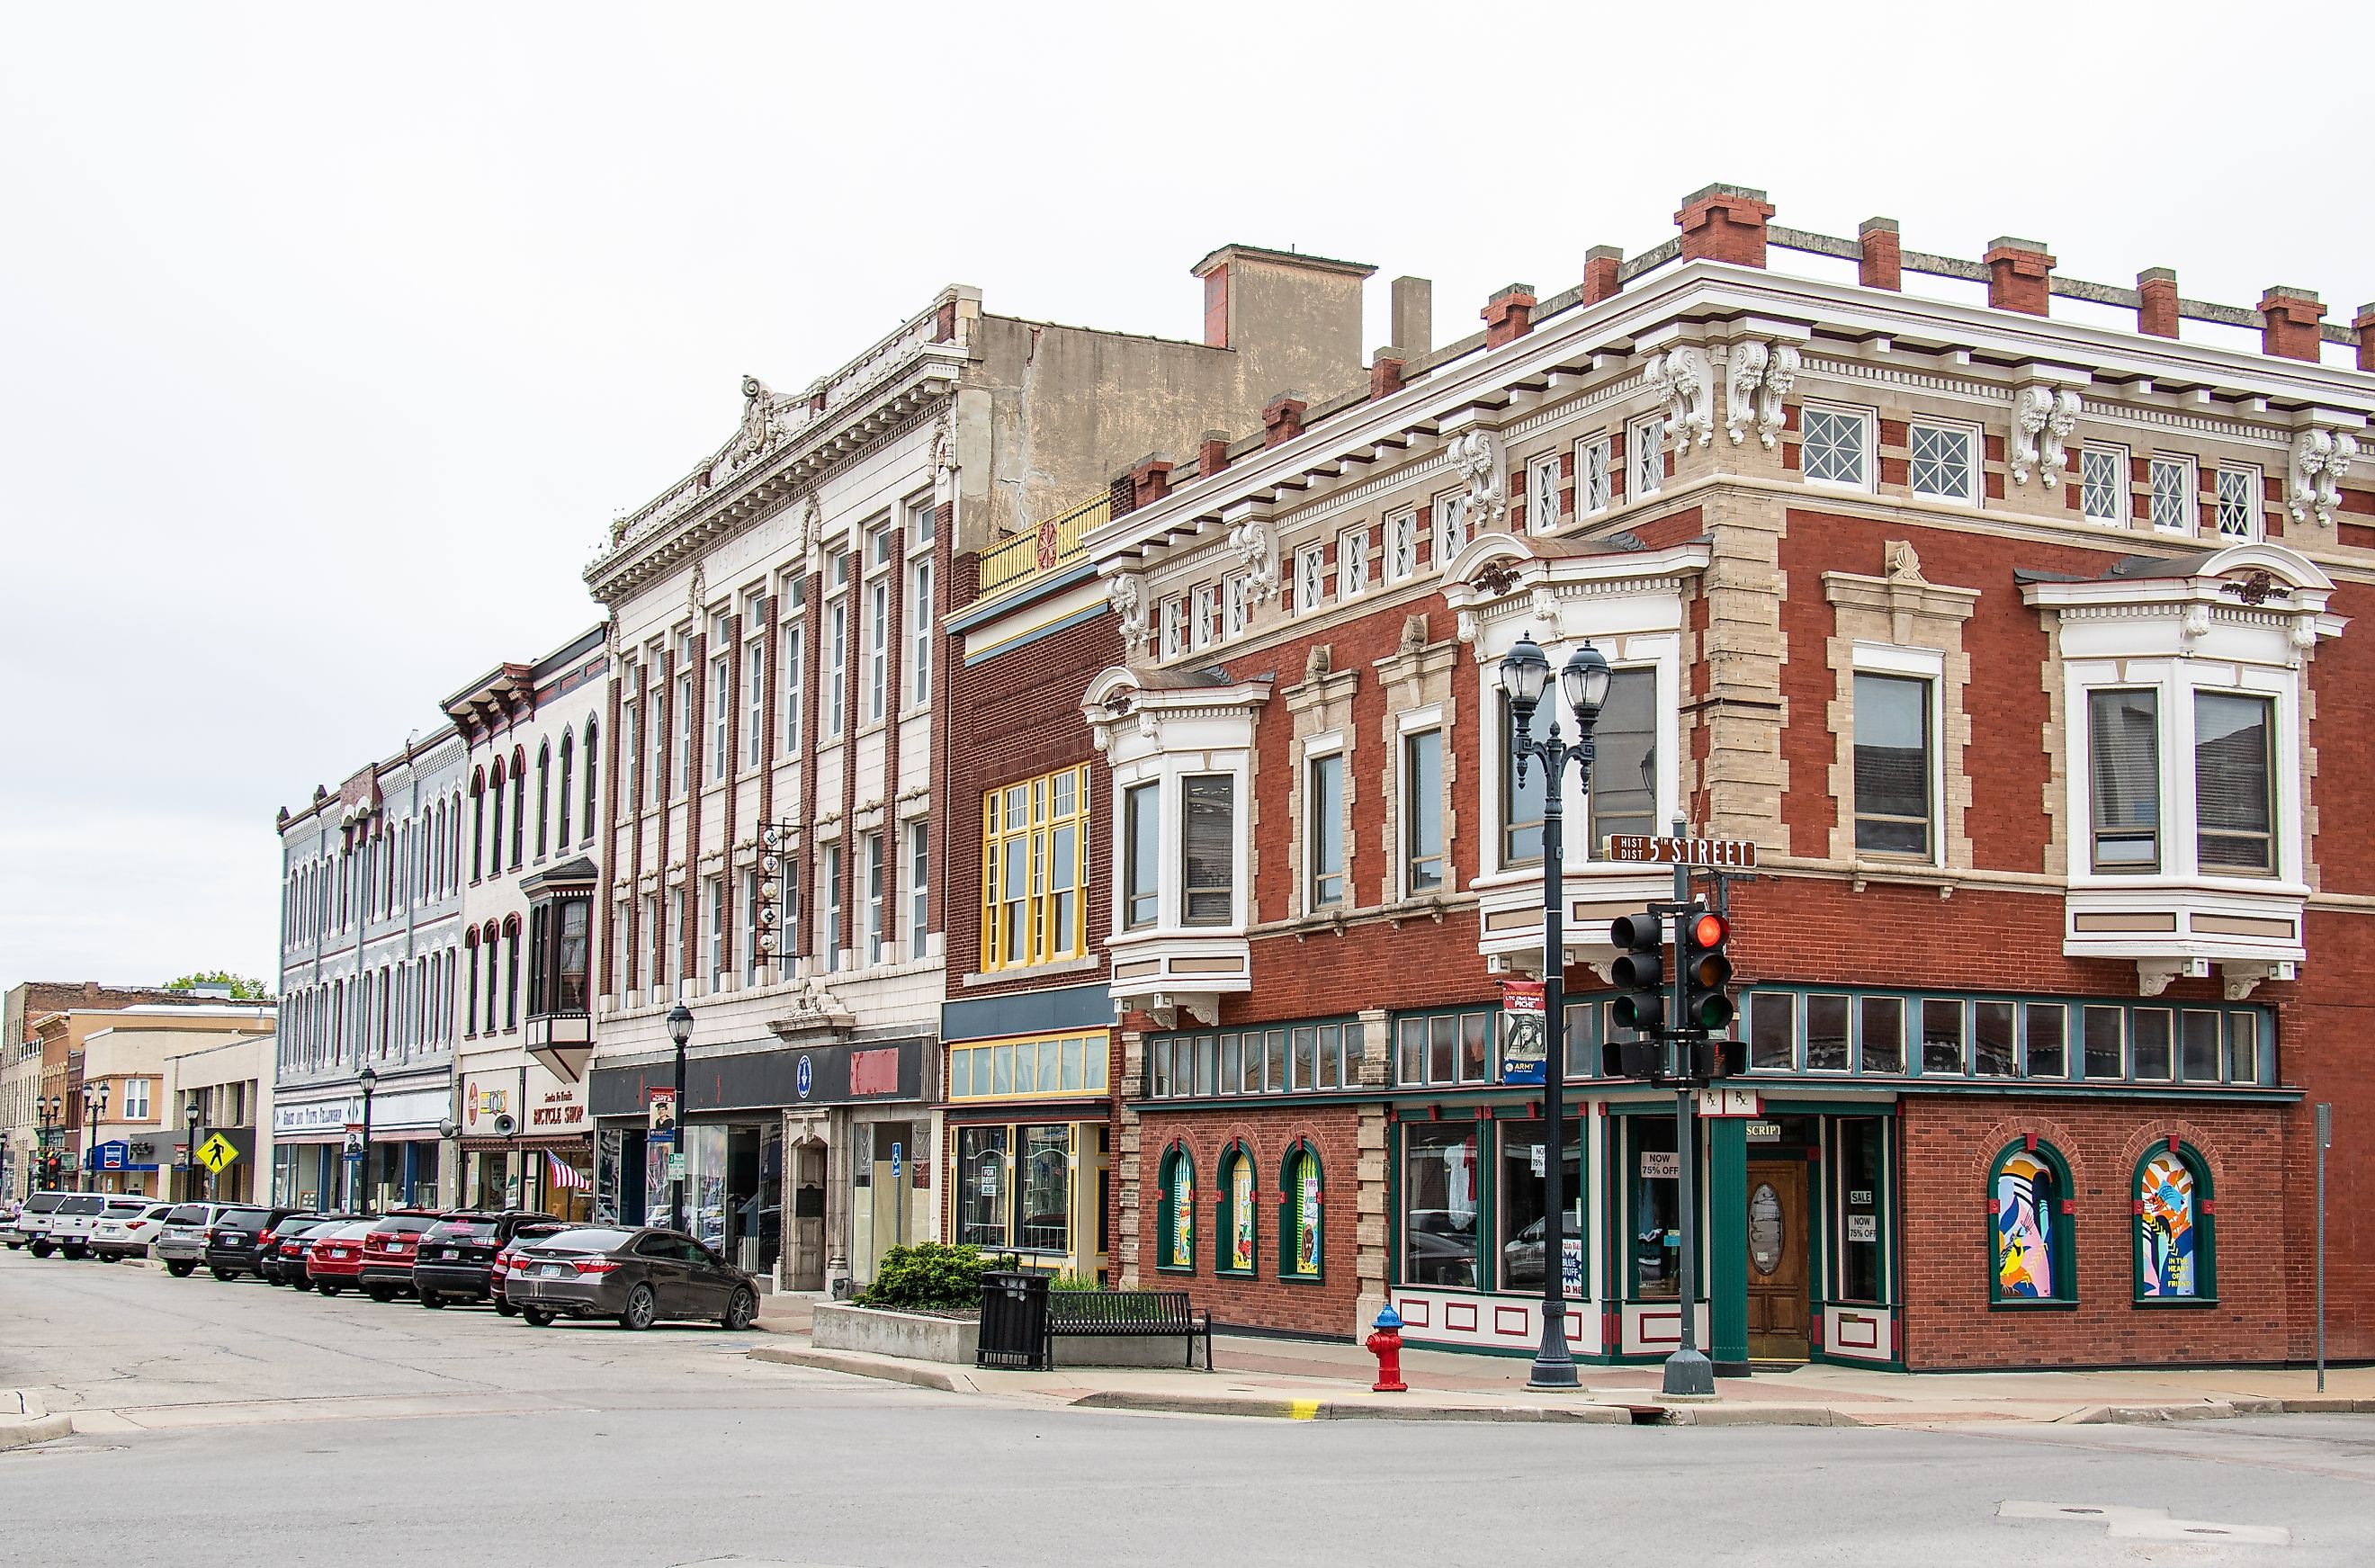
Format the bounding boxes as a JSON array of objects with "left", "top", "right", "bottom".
[
  {"left": 1999, "top": 1501, "right": 2290, "bottom": 1546},
  {"left": 1288, "top": 1398, "right": 1322, "bottom": 1421}
]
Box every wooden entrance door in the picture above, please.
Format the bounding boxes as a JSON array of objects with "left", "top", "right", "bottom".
[{"left": 1744, "top": 1160, "right": 1810, "bottom": 1361}]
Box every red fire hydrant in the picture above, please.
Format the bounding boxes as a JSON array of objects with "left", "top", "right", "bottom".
[{"left": 1366, "top": 1305, "right": 1408, "bottom": 1393}]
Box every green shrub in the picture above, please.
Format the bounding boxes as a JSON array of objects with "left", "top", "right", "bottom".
[
  {"left": 858, "top": 1241, "right": 988, "bottom": 1312},
  {"left": 1048, "top": 1272, "right": 1105, "bottom": 1293}
]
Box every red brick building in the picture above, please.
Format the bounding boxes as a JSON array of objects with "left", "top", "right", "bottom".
[{"left": 1068, "top": 185, "right": 2372, "bottom": 1371}]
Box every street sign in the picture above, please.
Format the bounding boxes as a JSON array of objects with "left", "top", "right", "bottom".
[
  {"left": 196, "top": 1133, "right": 239, "bottom": 1174},
  {"left": 1605, "top": 834, "right": 1759, "bottom": 869},
  {"left": 666, "top": 1152, "right": 687, "bottom": 1180}
]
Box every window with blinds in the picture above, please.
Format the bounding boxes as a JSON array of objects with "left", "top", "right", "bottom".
[
  {"left": 1853, "top": 674, "right": 1931, "bottom": 856},
  {"left": 2194, "top": 693, "right": 2273, "bottom": 874},
  {"left": 1123, "top": 781, "right": 1159, "bottom": 929},
  {"left": 1588, "top": 668, "right": 1658, "bottom": 855},
  {"left": 1179, "top": 775, "right": 1235, "bottom": 926},
  {"left": 2089, "top": 690, "right": 2161, "bottom": 872},
  {"left": 1500, "top": 694, "right": 1545, "bottom": 866}
]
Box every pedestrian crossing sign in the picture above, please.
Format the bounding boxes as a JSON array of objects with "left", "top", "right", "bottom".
[{"left": 196, "top": 1133, "right": 239, "bottom": 1174}]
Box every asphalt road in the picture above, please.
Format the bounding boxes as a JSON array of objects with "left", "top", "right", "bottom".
[{"left": 4, "top": 1247, "right": 2371, "bottom": 1566}]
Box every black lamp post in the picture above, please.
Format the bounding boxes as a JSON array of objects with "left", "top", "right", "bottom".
[
  {"left": 184, "top": 1102, "right": 203, "bottom": 1204},
  {"left": 1499, "top": 632, "right": 1612, "bottom": 1392},
  {"left": 37, "top": 1095, "right": 61, "bottom": 1192},
  {"left": 666, "top": 1003, "right": 693, "bottom": 1235},
  {"left": 356, "top": 1065, "right": 378, "bottom": 1215},
  {"left": 82, "top": 1082, "right": 109, "bottom": 1194}
]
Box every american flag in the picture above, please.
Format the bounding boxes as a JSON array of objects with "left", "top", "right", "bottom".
[{"left": 546, "top": 1152, "right": 589, "bottom": 1191}]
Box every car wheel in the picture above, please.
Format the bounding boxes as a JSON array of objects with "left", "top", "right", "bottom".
[
  {"left": 365, "top": 1285, "right": 396, "bottom": 1303},
  {"left": 620, "top": 1284, "right": 657, "bottom": 1331},
  {"left": 211, "top": 1266, "right": 238, "bottom": 1281},
  {"left": 419, "top": 1291, "right": 444, "bottom": 1309},
  {"left": 495, "top": 1298, "right": 517, "bottom": 1317},
  {"left": 165, "top": 1259, "right": 193, "bottom": 1277},
  {"left": 522, "top": 1307, "right": 555, "bottom": 1328},
  {"left": 721, "top": 1287, "right": 757, "bottom": 1331},
  {"left": 29, "top": 1241, "right": 53, "bottom": 1258},
  {"left": 98, "top": 1254, "right": 120, "bottom": 1264},
  {"left": 317, "top": 1283, "right": 341, "bottom": 1296},
  {"left": 291, "top": 1278, "right": 313, "bottom": 1293}
]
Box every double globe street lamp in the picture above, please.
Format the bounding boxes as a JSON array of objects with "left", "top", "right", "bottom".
[
  {"left": 1497, "top": 632, "right": 1612, "bottom": 1392},
  {"left": 666, "top": 1002, "right": 694, "bottom": 1236},
  {"left": 82, "top": 1081, "right": 109, "bottom": 1194},
  {"left": 356, "top": 1064, "right": 378, "bottom": 1214}
]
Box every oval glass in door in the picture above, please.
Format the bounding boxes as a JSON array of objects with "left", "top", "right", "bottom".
[{"left": 1749, "top": 1182, "right": 1785, "bottom": 1275}]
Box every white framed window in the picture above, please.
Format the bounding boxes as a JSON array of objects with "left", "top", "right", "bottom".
[
  {"left": 862, "top": 830, "right": 885, "bottom": 964},
  {"left": 908, "top": 495, "right": 937, "bottom": 549},
  {"left": 826, "top": 599, "right": 847, "bottom": 738},
  {"left": 1401, "top": 724, "right": 1445, "bottom": 896},
  {"left": 1224, "top": 574, "right": 1250, "bottom": 640},
  {"left": 908, "top": 818, "right": 929, "bottom": 961},
  {"left": 820, "top": 842, "right": 843, "bottom": 972},
  {"left": 123, "top": 1079, "right": 150, "bottom": 1120},
  {"left": 1578, "top": 434, "right": 1613, "bottom": 514},
  {"left": 1122, "top": 780, "right": 1159, "bottom": 929},
  {"left": 908, "top": 553, "right": 934, "bottom": 708},
  {"left": 1337, "top": 526, "right": 1368, "bottom": 599},
  {"left": 2087, "top": 688, "right": 2161, "bottom": 873},
  {"left": 2150, "top": 454, "right": 2198, "bottom": 534},
  {"left": 643, "top": 894, "right": 664, "bottom": 1000},
  {"left": 2081, "top": 444, "right": 2129, "bottom": 526},
  {"left": 1386, "top": 508, "right": 1419, "bottom": 580},
  {"left": 1161, "top": 598, "right": 1185, "bottom": 660},
  {"left": 674, "top": 665, "right": 694, "bottom": 796},
  {"left": 1305, "top": 744, "right": 1346, "bottom": 910},
  {"left": 1852, "top": 668, "right": 1936, "bottom": 860},
  {"left": 1180, "top": 774, "right": 1236, "bottom": 927},
  {"left": 743, "top": 630, "right": 766, "bottom": 767},
  {"left": 1801, "top": 403, "right": 1874, "bottom": 489},
  {"left": 1431, "top": 490, "right": 1468, "bottom": 561},
  {"left": 740, "top": 868, "right": 760, "bottom": 985},
  {"left": 1627, "top": 414, "right": 1664, "bottom": 497},
  {"left": 704, "top": 875, "right": 724, "bottom": 986},
  {"left": 710, "top": 628, "right": 732, "bottom": 778},
  {"left": 2215, "top": 466, "right": 2263, "bottom": 541},
  {"left": 1191, "top": 584, "right": 1216, "bottom": 650},
  {"left": 1528, "top": 452, "right": 1562, "bottom": 533},
  {"left": 779, "top": 620, "right": 804, "bottom": 755},
  {"left": 1908, "top": 420, "right": 1980, "bottom": 505},
  {"left": 1296, "top": 543, "right": 1327, "bottom": 612},
  {"left": 865, "top": 573, "right": 890, "bottom": 722}
]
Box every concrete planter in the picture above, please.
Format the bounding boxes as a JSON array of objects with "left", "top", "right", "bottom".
[{"left": 812, "top": 1303, "right": 979, "bottom": 1364}]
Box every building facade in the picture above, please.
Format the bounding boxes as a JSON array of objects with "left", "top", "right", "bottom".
[
  {"left": 444, "top": 624, "right": 608, "bottom": 1221},
  {"left": 272, "top": 730, "right": 467, "bottom": 1210},
  {"left": 584, "top": 246, "right": 1373, "bottom": 1292},
  {"left": 4, "top": 981, "right": 199, "bottom": 1197},
  {"left": 1076, "top": 185, "right": 2375, "bottom": 1371},
  {"left": 162, "top": 1025, "right": 276, "bottom": 1204},
  {"left": 76, "top": 1000, "right": 276, "bottom": 1197}
]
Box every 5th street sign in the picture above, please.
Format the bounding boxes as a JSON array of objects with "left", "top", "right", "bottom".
[{"left": 1605, "top": 834, "right": 1760, "bottom": 869}]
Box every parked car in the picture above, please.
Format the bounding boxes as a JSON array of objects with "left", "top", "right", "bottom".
[
  {"left": 260, "top": 1214, "right": 346, "bottom": 1286},
  {"left": 302, "top": 1220, "right": 378, "bottom": 1295},
  {"left": 412, "top": 1211, "right": 560, "bottom": 1308},
  {"left": 156, "top": 1202, "right": 229, "bottom": 1276},
  {"left": 357, "top": 1211, "right": 444, "bottom": 1302},
  {"left": 506, "top": 1226, "right": 759, "bottom": 1331},
  {"left": 202, "top": 1204, "right": 301, "bottom": 1281},
  {"left": 44, "top": 1194, "right": 110, "bottom": 1259},
  {"left": 91, "top": 1200, "right": 175, "bottom": 1261},
  {"left": 4, "top": 1190, "right": 70, "bottom": 1252},
  {"left": 488, "top": 1220, "right": 569, "bottom": 1315}
]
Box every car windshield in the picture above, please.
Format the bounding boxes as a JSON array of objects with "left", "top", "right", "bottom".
[
  {"left": 529, "top": 1228, "right": 632, "bottom": 1253},
  {"left": 59, "top": 1196, "right": 104, "bottom": 1215},
  {"left": 103, "top": 1201, "right": 147, "bottom": 1218},
  {"left": 220, "top": 1208, "right": 270, "bottom": 1229},
  {"left": 426, "top": 1217, "right": 497, "bottom": 1241}
]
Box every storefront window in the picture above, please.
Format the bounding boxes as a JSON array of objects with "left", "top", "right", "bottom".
[
  {"left": 1630, "top": 1118, "right": 1680, "bottom": 1299},
  {"left": 1496, "top": 1120, "right": 1582, "bottom": 1298},
  {"left": 1394, "top": 1008, "right": 1495, "bottom": 1087},
  {"left": 1217, "top": 1144, "right": 1256, "bottom": 1275},
  {"left": 1280, "top": 1142, "right": 1322, "bottom": 1281},
  {"left": 1837, "top": 1117, "right": 1885, "bottom": 1304},
  {"left": 1017, "top": 1125, "right": 1070, "bottom": 1253},
  {"left": 1156, "top": 1143, "right": 1194, "bottom": 1274},
  {"left": 1990, "top": 1140, "right": 2075, "bottom": 1304},
  {"left": 2137, "top": 1143, "right": 2214, "bottom": 1302},
  {"left": 1401, "top": 1124, "right": 1478, "bottom": 1288},
  {"left": 956, "top": 1126, "right": 1008, "bottom": 1250}
]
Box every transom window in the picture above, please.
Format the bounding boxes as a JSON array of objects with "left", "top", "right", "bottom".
[
  {"left": 1394, "top": 1005, "right": 1498, "bottom": 1086},
  {"left": 1145, "top": 1019, "right": 1353, "bottom": 1098},
  {"left": 1908, "top": 421, "right": 1978, "bottom": 504},
  {"left": 2082, "top": 444, "right": 2129, "bottom": 525},
  {"left": 948, "top": 1033, "right": 1108, "bottom": 1099},
  {"left": 1801, "top": 404, "right": 1872, "bottom": 488},
  {"left": 2150, "top": 454, "right": 2197, "bottom": 533},
  {"left": 981, "top": 765, "right": 1090, "bottom": 972}
]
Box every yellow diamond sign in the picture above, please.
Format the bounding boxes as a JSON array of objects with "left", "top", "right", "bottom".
[{"left": 195, "top": 1133, "right": 239, "bottom": 1174}]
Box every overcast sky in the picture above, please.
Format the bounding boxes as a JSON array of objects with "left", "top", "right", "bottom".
[{"left": 3, "top": 2, "right": 2365, "bottom": 995}]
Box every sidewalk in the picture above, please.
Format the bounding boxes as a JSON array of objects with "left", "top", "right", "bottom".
[
  {"left": 747, "top": 1331, "right": 2375, "bottom": 1428},
  {"left": 0, "top": 1389, "right": 74, "bottom": 1449}
]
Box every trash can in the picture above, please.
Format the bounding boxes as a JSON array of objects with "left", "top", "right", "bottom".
[{"left": 976, "top": 1271, "right": 1050, "bottom": 1369}]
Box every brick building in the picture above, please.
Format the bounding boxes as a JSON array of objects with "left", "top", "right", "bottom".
[
  {"left": 3, "top": 981, "right": 203, "bottom": 1196},
  {"left": 1073, "top": 185, "right": 2374, "bottom": 1371}
]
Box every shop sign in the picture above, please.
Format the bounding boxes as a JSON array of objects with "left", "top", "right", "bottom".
[
  {"left": 1848, "top": 1188, "right": 1873, "bottom": 1206},
  {"left": 1562, "top": 1237, "right": 1585, "bottom": 1301},
  {"left": 1498, "top": 980, "right": 1546, "bottom": 1087},
  {"left": 589, "top": 1038, "right": 927, "bottom": 1117},
  {"left": 1846, "top": 1214, "right": 1878, "bottom": 1243},
  {"left": 530, "top": 1083, "right": 585, "bottom": 1130},
  {"left": 1640, "top": 1151, "right": 1680, "bottom": 1179},
  {"left": 1745, "top": 1120, "right": 1782, "bottom": 1142}
]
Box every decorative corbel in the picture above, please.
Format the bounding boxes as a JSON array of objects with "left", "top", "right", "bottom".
[
  {"left": 1725, "top": 342, "right": 1768, "bottom": 444},
  {"left": 1648, "top": 345, "right": 1714, "bottom": 448},
  {"left": 1107, "top": 572, "right": 1151, "bottom": 659}
]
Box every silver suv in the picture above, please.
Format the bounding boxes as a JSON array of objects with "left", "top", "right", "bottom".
[{"left": 156, "top": 1202, "right": 228, "bottom": 1277}]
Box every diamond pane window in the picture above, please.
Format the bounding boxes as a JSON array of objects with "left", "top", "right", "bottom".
[
  {"left": 1528, "top": 453, "right": 1561, "bottom": 532},
  {"left": 2216, "top": 467, "right": 2260, "bottom": 540},
  {"left": 1338, "top": 527, "right": 1368, "bottom": 599},
  {"left": 1909, "top": 423, "right": 1976, "bottom": 503},
  {"left": 1801, "top": 406, "right": 1869, "bottom": 488},
  {"left": 1297, "top": 544, "right": 1326, "bottom": 611},
  {"left": 1387, "top": 509, "right": 1418, "bottom": 580},
  {"left": 2082, "top": 445, "right": 2127, "bottom": 524},
  {"left": 2151, "top": 456, "right": 2196, "bottom": 533},
  {"left": 1627, "top": 416, "right": 1663, "bottom": 497},
  {"left": 1580, "top": 435, "right": 1612, "bottom": 512}
]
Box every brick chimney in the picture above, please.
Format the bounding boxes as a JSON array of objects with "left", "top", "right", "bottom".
[
  {"left": 1128, "top": 454, "right": 1175, "bottom": 511},
  {"left": 1483, "top": 283, "right": 1536, "bottom": 347},
  {"left": 2137, "top": 268, "right": 2179, "bottom": 338},
  {"left": 2354, "top": 303, "right": 2375, "bottom": 373},
  {"left": 1582, "top": 246, "right": 1622, "bottom": 305},
  {"left": 1982, "top": 237, "right": 2056, "bottom": 316},
  {"left": 1858, "top": 218, "right": 1901, "bottom": 291},
  {"left": 1674, "top": 183, "right": 1774, "bottom": 268},
  {"left": 1198, "top": 431, "right": 1231, "bottom": 479},
  {"left": 1370, "top": 350, "right": 1406, "bottom": 401},
  {"left": 2259, "top": 287, "right": 2326, "bottom": 362},
  {"left": 1262, "top": 393, "right": 1308, "bottom": 447}
]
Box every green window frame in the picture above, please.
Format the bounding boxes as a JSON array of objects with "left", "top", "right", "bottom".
[
  {"left": 1278, "top": 1141, "right": 1323, "bottom": 1283},
  {"left": 1154, "top": 1142, "right": 1196, "bottom": 1275},
  {"left": 1216, "top": 1142, "right": 1257, "bottom": 1277},
  {"left": 2134, "top": 1140, "right": 2216, "bottom": 1305},
  {"left": 1988, "top": 1138, "right": 2076, "bottom": 1308}
]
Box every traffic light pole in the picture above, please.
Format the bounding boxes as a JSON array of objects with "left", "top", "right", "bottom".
[{"left": 1663, "top": 826, "right": 1715, "bottom": 1397}]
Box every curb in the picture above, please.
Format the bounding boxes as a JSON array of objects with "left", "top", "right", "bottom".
[
  {"left": 0, "top": 1416, "right": 73, "bottom": 1451},
  {"left": 2064, "top": 1398, "right": 2285, "bottom": 1424},
  {"left": 746, "top": 1343, "right": 977, "bottom": 1393},
  {"left": 1071, "top": 1391, "right": 1632, "bottom": 1423}
]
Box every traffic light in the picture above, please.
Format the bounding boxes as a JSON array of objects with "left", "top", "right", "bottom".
[
  {"left": 1680, "top": 908, "right": 1734, "bottom": 1035},
  {"left": 1690, "top": 1037, "right": 1747, "bottom": 1080},
  {"left": 1609, "top": 910, "right": 1667, "bottom": 1039}
]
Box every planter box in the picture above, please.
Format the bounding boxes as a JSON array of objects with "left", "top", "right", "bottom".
[{"left": 812, "top": 1303, "right": 979, "bottom": 1364}]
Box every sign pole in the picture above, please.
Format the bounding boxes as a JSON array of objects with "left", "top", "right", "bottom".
[
  {"left": 1662, "top": 817, "right": 1714, "bottom": 1398},
  {"left": 2316, "top": 1102, "right": 2331, "bottom": 1393}
]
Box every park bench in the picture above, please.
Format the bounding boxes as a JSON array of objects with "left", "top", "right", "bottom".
[{"left": 1041, "top": 1288, "right": 1212, "bottom": 1371}]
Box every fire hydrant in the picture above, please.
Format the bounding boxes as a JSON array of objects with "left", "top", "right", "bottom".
[{"left": 1366, "top": 1305, "right": 1408, "bottom": 1393}]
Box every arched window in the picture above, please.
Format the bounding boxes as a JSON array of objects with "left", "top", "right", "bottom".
[
  {"left": 486, "top": 762, "right": 504, "bottom": 881},
  {"left": 1990, "top": 1138, "right": 2075, "bottom": 1304},
  {"left": 463, "top": 928, "right": 480, "bottom": 1036},
  {"left": 556, "top": 733, "right": 573, "bottom": 853},
  {"left": 582, "top": 718, "right": 599, "bottom": 844},
  {"left": 1278, "top": 1141, "right": 1323, "bottom": 1281},
  {"left": 1155, "top": 1142, "right": 1196, "bottom": 1275},
  {"left": 510, "top": 747, "right": 527, "bottom": 868},
  {"left": 536, "top": 741, "right": 551, "bottom": 859},
  {"left": 1217, "top": 1141, "right": 1257, "bottom": 1277},
  {"left": 504, "top": 913, "right": 523, "bottom": 1030},
  {"left": 2137, "top": 1141, "right": 2215, "bottom": 1302}
]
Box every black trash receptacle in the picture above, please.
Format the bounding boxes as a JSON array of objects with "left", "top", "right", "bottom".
[{"left": 976, "top": 1271, "right": 1050, "bottom": 1369}]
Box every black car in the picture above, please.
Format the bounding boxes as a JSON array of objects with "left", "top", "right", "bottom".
[
  {"left": 411, "top": 1211, "right": 560, "bottom": 1308},
  {"left": 506, "top": 1226, "right": 760, "bottom": 1331},
  {"left": 260, "top": 1214, "right": 348, "bottom": 1286},
  {"left": 202, "top": 1205, "right": 302, "bottom": 1281}
]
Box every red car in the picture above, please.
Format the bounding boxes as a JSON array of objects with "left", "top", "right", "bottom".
[
  {"left": 357, "top": 1211, "right": 444, "bottom": 1302},
  {"left": 303, "top": 1220, "right": 377, "bottom": 1295},
  {"left": 488, "top": 1221, "right": 568, "bottom": 1317}
]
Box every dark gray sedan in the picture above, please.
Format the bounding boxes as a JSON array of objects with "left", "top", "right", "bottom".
[{"left": 506, "top": 1226, "right": 760, "bottom": 1331}]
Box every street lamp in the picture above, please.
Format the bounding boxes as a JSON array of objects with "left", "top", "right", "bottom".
[
  {"left": 1498, "top": 633, "right": 1612, "bottom": 1392},
  {"left": 666, "top": 1003, "right": 694, "bottom": 1236},
  {"left": 36, "top": 1095, "right": 60, "bottom": 1192},
  {"left": 82, "top": 1082, "right": 109, "bottom": 1194},
  {"left": 185, "top": 1102, "right": 203, "bottom": 1204},
  {"left": 357, "top": 1064, "right": 379, "bottom": 1215}
]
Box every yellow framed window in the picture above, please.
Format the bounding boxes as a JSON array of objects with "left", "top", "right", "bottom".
[{"left": 981, "top": 765, "right": 1089, "bottom": 971}]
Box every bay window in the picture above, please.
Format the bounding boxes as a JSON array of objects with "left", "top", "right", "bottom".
[
  {"left": 1180, "top": 775, "right": 1234, "bottom": 926},
  {"left": 1586, "top": 668, "right": 1657, "bottom": 855},
  {"left": 1122, "top": 782, "right": 1159, "bottom": 930},
  {"left": 2194, "top": 693, "right": 2273, "bottom": 874},
  {"left": 2088, "top": 690, "right": 2161, "bottom": 872}
]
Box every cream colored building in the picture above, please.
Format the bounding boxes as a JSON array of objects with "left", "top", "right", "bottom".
[{"left": 73, "top": 1001, "right": 276, "bottom": 1198}]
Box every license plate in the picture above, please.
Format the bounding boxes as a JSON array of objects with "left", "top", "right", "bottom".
[
  {"left": 539, "top": 1263, "right": 568, "bottom": 1278},
  {"left": 221, "top": 1233, "right": 245, "bottom": 1246},
  {"left": 437, "top": 1248, "right": 456, "bottom": 1259}
]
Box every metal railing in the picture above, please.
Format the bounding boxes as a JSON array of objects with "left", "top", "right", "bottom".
[{"left": 974, "top": 491, "right": 1109, "bottom": 602}]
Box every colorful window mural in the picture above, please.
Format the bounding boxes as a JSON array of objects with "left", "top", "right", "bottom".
[
  {"left": 1156, "top": 1144, "right": 1194, "bottom": 1274},
  {"left": 1281, "top": 1144, "right": 1322, "bottom": 1280},
  {"left": 1990, "top": 1142, "right": 2072, "bottom": 1303},
  {"left": 1219, "top": 1145, "right": 1256, "bottom": 1275},
  {"left": 2137, "top": 1144, "right": 2214, "bottom": 1301}
]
